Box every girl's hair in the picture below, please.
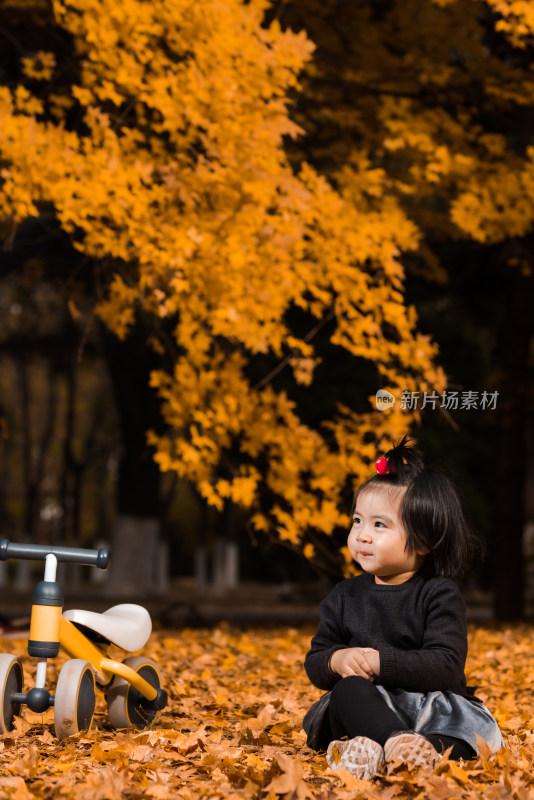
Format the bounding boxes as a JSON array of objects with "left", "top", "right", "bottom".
[{"left": 353, "top": 436, "right": 483, "bottom": 578}]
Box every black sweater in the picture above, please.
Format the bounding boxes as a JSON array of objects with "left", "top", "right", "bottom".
[{"left": 304, "top": 571, "right": 469, "bottom": 696}]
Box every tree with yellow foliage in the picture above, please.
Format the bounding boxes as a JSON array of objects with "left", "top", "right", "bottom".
[
  {"left": 277, "top": 0, "right": 534, "bottom": 617},
  {"left": 0, "top": 0, "right": 447, "bottom": 586}
]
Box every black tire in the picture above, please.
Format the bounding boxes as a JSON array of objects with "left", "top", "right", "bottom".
[
  {"left": 107, "top": 656, "right": 163, "bottom": 730},
  {"left": 54, "top": 659, "right": 95, "bottom": 739},
  {"left": 0, "top": 654, "right": 23, "bottom": 733}
]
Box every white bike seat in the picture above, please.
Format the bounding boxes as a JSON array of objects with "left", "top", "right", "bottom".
[{"left": 63, "top": 604, "right": 152, "bottom": 652}]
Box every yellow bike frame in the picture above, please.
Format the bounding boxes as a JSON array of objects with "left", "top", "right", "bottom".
[{"left": 58, "top": 616, "right": 158, "bottom": 701}]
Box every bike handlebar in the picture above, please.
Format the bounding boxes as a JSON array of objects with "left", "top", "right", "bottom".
[{"left": 0, "top": 539, "right": 110, "bottom": 569}]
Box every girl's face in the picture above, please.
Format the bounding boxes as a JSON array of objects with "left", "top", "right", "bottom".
[{"left": 348, "top": 486, "right": 429, "bottom": 585}]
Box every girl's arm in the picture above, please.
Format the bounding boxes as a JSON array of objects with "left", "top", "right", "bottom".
[
  {"left": 378, "top": 580, "right": 469, "bottom": 693},
  {"left": 304, "top": 588, "right": 350, "bottom": 690}
]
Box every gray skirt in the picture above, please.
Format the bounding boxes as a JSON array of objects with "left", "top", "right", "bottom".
[
  {"left": 303, "top": 686, "right": 503, "bottom": 754},
  {"left": 376, "top": 686, "right": 503, "bottom": 753}
]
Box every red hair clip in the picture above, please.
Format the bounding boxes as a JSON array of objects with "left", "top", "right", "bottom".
[{"left": 375, "top": 457, "right": 395, "bottom": 475}]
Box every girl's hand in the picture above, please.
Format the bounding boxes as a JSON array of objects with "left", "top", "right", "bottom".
[
  {"left": 362, "top": 648, "right": 380, "bottom": 677},
  {"left": 329, "top": 647, "right": 380, "bottom": 681}
]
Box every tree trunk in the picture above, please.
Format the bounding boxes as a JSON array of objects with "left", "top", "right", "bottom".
[
  {"left": 492, "top": 266, "right": 534, "bottom": 620},
  {"left": 493, "top": 402, "right": 527, "bottom": 619},
  {"left": 106, "top": 514, "right": 161, "bottom": 596},
  {"left": 213, "top": 502, "right": 239, "bottom": 592},
  {"left": 15, "top": 358, "right": 57, "bottom": 589},
  {"left": 195, "top": 502, "right": 209, "bottom": 592},
  {"left": 101, "top": 324, "right": 165, "bottom": 597}
]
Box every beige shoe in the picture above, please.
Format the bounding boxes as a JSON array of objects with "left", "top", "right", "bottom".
[
  {"left": 384, "top": 731, "right": 441, "bottom": 771},
  {"left": 326, "top": 736, "right": 385, "bottom": 780}
]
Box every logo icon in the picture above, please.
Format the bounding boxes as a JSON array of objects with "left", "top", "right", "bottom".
[{"left": 375, "top": 389, "right": 396, "bottom": 411}]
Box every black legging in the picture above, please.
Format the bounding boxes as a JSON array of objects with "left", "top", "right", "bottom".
[{"left": 323, "top": 675, "right": 476, "bottom": 761}]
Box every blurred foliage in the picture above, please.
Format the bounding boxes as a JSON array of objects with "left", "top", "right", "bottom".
[{"left": 0, "top": 0, "right": 533, "bottom": 600}]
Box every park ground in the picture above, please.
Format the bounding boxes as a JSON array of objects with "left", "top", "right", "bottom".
[{"left": 0, "top": 624, "right": 533, "bottom": 799}]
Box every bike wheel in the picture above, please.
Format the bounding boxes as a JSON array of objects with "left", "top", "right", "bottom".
[
  {"left": 0, "top": 654, "right": 23, "bottom": 733},
  {"left": 54, "top": 659, "right": 95, "bottom": 739},
  {"left": 107, "top": 656, "right": 162, "bottom": 730}
]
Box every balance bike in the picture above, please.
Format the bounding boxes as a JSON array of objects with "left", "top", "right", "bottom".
[{"left": 0, "top": 539, "right": 167, "bottom": 739}]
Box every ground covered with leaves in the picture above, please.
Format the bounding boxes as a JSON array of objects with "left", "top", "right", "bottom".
[{"left": 0, "top": 623, "right": 533, "bottom": 799}]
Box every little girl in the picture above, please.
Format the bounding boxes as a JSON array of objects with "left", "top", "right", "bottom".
[{"left": 303, "top": 437, "right": 503, "bottom": 780}]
